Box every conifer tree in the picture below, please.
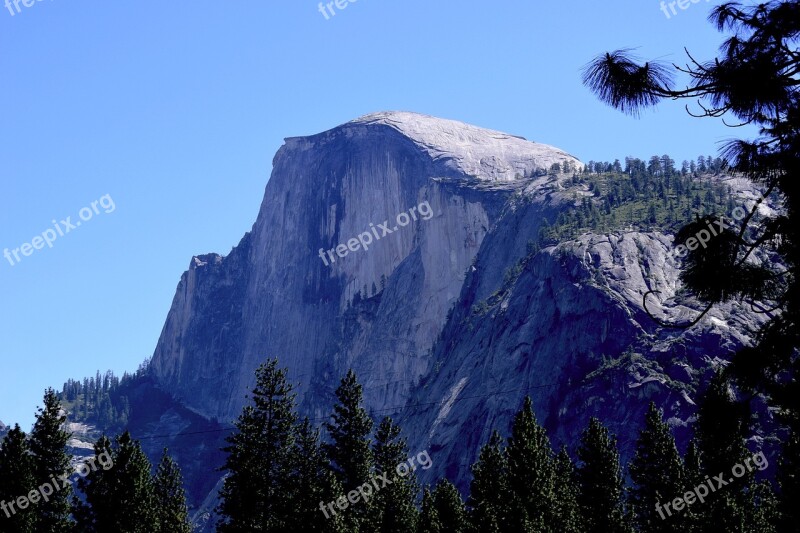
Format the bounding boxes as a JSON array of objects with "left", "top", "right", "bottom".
[
  {"left": 324, "top": 369, "right": 373, "bottom": 530},
  {"left": 74, "top": 432, "right": 158, "bottom": 532},
  {"left": 694, "top": 372, "right": 751, "bottom": 530},
  {"left": 72, "top": 436, "right": 113, "bottom": 531},
  {"left": 431, "top": 479, "right": 468, "bottom": 533},
  {"left": 153, "top": 449, "right": 192, "bottom": 533},
  {"left": 29, "top": 388, "right": 72, "bottom": 533},
  {"left": 695, "top": 373, "right": 748, "bottom": 479},
  {"left": 629, "top": 402, "right": 684, "bottom": 532},
  {"left": 506, "top": 396, "right": 556, "bottom": 532},
  {"left": 681, "top": 441, "right": 704, "bottom": 533},
  {"left": 576, "top": 417, "right": 631, "bottom": 533},
  {"left": 0, "top": 425, "right": 36, "bottom": 533},
  {"left": 468, "top": 430, "right": 510, "bottom": 532},
  {"left": 291, "top": 417, "right": 345, "bottom": 532},
  {"left": 418, "top": 487, "right": 442, "bottom": 533},
  {"left": 217, "top": 358, "right": 298, "bottom": 532},
  {"left": 370, "top": 417, "right": 418, "bottom": 532},
  {"left": 693, "top": 372, "right": 778, "bottom": 532},
  {"left": 552, "top": 446, "right": 582, "bottom": 533}
]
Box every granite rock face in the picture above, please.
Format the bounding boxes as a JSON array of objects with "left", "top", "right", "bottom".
[
  {"left": 144, "top": 112, "right": 766, "bottom": 520},
  {"left": 400, "top": 230, "right": 767, "bottom": 488}
]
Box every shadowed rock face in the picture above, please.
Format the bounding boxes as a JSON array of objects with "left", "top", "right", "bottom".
[{"left": 145, "top": 112, "right": 767, "bottom": 521}]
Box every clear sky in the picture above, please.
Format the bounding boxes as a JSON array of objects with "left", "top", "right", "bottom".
[{"left": 0, "top": 0, "right": 748, "bottom": 429}]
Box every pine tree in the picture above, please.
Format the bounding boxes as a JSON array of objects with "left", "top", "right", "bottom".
[
  {"left": 431, "top": 479, "right": 467, "bottom": 533},
  {"left": 153, "top": 449, "right": 192, "bottom": 533},
  {"left": 74, "top": 432, "right": 158, "bottom": 532},
  {"left": 693, "top": 372, "right": 778, "bottom": 532},
  {"left": 468, "top": 431, "right": 510, "bottom": 532},
  {"left": 370, "top": 417, "right": 418, "bottom": 532},
  {"left": 552, "top": 446, "right": 582, "bottom": 533},
  {"left": 417, "top": 487, "right": 442, "bottom": 533},
  {"left": 576, "top": 417, "right": 631, "bottom": 533},
  {"left": 695, "top": 373, "right": 748, "bottom": 479},
  {"left": 324, "top": 369, "right": 373, "bottom": 530},
  {"left": 72, "top": 436, "right": 114, "bottom": 531},
  {"left": 629, "top": 402, "right": 685, "bottom": 532},
  {"left": 290, "top": 417, "right": 345, "bottom": 532},
  {"left": 681, "top": 440, "right": 704, "bottom": 533},
  {"left": 693, "top": 371, "right": 749, "bottom": 531},
  {"left": 110, "top": 432, "right": 158, "bottom": 532},
  {"left": 0, "top": 425, "right": 36, "bottom": 532},
  {"left": 506, "top": 396, "right": 556, "bottom": 532},
  {"left": 217, "top": 358, "right": 298, "bottom": 532},
  {"left": 29, "top": 388, "right": 72, "bottom": 533}
]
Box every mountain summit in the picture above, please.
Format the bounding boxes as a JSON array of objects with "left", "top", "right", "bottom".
[{"left": 343, "top": 111, "right": 581, "bottom": 181}]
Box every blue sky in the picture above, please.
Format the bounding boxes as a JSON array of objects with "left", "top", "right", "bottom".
[{"left": 0, "top": 0, "right": 746, "bottom": 428}]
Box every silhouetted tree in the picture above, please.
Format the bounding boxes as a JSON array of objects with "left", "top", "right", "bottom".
[
  {"left": 418, "top": 487, "right": 442, "bottom": 533},
  {"left": 431, "top": 479, "right": 467, "bottom": 533},
  {"left": 693, "top": 372, "right": 778, "bottom": 532}
]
